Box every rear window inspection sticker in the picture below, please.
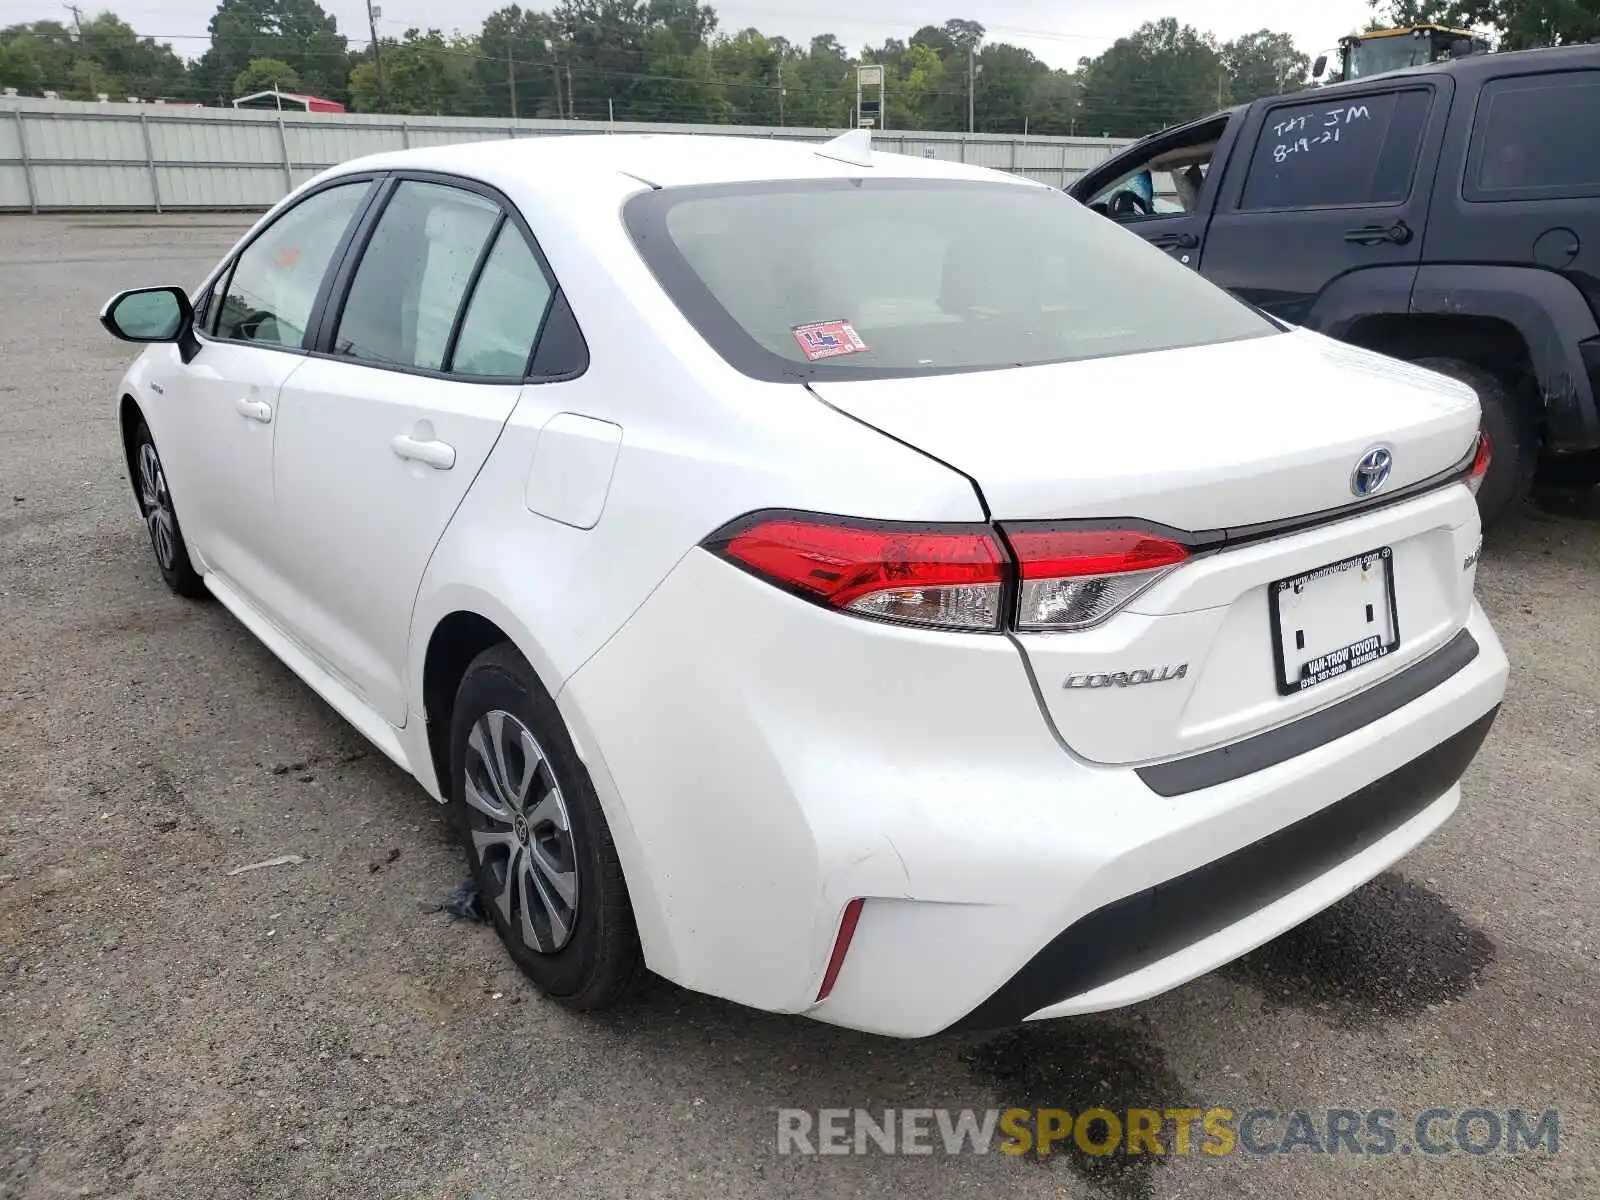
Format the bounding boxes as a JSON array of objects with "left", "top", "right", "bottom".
[{"left": 792, "top": 319, "right": 868, "bottom": 361}]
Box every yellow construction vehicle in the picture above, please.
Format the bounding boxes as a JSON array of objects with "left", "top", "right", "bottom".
[{"left": 1312, "top": 24, "right": 1490, "bottom": 83}]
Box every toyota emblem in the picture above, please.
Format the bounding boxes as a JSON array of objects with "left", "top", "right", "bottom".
[{"left": 1350, "top": 446, "right": 1393, "bottom": 497}]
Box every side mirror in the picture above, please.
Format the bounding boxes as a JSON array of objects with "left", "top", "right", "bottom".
[
  {"left": 100, "top": 286, "right": 199, "bottom": 363},
  {"left": 1311, "top": 54, "right": 1328, "bottom": 79}
]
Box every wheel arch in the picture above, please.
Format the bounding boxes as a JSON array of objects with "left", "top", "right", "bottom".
[
  {"left": 118, "top": 393, "right": 145, "bottom": 511},
  {"left": 420, "top": 608, "right": 517, "bottom": 798},
  {"left": 1340, "top": 312, "right": 1537, "bottom": 390},
  {"left": 412, "top": 597, "right": 677, "bottom": 978}
]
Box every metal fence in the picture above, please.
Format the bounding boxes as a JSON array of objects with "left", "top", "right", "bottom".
[{"left": 0, "top": 97, "right": 1134, "bottom": 213}]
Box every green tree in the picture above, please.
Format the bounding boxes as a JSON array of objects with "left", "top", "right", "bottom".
[
  {"left": 1450, "top": 0, "right": 1599, "bottom": 46},
  {"left": 712, "top": 27, "right": 785, "bottom": 123},
  {"left": 881, "top": 41, "right": 949, "bottom": 128},
  {"left": 0, "top": 35, "right": 48, "bottom": 95},
  {"left": 974, "top": 42, "right": 1049, "bottom": 132},
  {"left": 1222, "top": 29, "right": 1310, "bottom": 102},
  {"left": 67, "top": 57, "right": 120, "bottom": 100},
  {"left": 1371, "top": 0, "right": 1599, "bottom": 47},
  {"left": 634, "top": 25, "right": 728, "bottom": 121},
  {"left": 783, "top": 33, "right": 854, "bottom": 127},
  {"left": 553, "top": 0, "right": 650, "bottom": 120},
  {"left": 478, "top": 5, "right": 565, "bottom": 118},
  {"left": 233, "top": 56, "right": 299, "bottom": 97},
  {"left": 198, "top": 0, "right": 350, "bottom": 104},
  {"left": 1028, "top": 69, "right": 1082, "bottom": 135},
  {"left": 1369, "top": 0, "right": 1460, "bottom": 22},
  {"left": 350, "top": 29, "right": 483, "bottom": 114},
  {"left": 0, "top": 21, "right": 80, "bottom": 95},
  {"left": 1077, "top": 18, "right": 1228, "bottom": 138}
]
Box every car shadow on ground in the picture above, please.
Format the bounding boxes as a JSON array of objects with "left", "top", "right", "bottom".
[{"left": 428, "top": 864, "right": 1495, "bottom": 1199}]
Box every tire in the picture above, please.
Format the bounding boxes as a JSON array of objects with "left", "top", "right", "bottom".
[
  {"left": 1411, "top": 357, "right": 1535, "bottom": 528},
  {"left": 448, "top": 643, "right": 643, "bottom": 1010},
  {"left": 131, "top": 419, "right": 207, "bottom": 598}
]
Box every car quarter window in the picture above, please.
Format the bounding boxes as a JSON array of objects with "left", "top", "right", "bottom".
[
  {"left": 1467, "top": 71, "right": 1600, "bottom": 200},
  {"left": 1239, "top": 89, "right": 1433, "bottom": 211},
  {"left": 450, "top": 222, "right": 555, "bottom": 378},
  {"left": 213, "top": 180, "right": 371, "bottom": 348},
  {"left": 332, "top": 180, "right": 501, "bottom": 372}
]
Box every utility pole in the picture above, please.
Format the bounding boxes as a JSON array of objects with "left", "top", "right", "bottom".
[
  {"left": 566, "top": 64, "right": 574, "bottom": 121},
  {"left": 507, "top": 39, "right": 517, "bottom": 118},
  {"left": 366, "top": 0, "right": 387, "bottom": 109},
  {"left": 64, "top": 3, "right": 83, "bottom": 38},
  {"left": 967, "top": 49, "right": 975, "bottom": 133}
]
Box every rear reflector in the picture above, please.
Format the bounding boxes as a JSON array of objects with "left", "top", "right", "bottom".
[
  {"left": 1465, "top": 431, "right": 1492, "bottom": 496},
  {"left": 1006, "top": 528, "right": 1189, "bottom": 631},
  {"left": 816, "top": 898, "right": 865, "bottom": 1002},
  {"left": 711, "top": 515, "right": 1006, "bottom": 631}
]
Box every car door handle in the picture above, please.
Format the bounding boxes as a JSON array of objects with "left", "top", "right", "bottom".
[
  {"left": 234, "top": 397, "right": 273, "bottom": 423},
  {"left": 1344, "top": 221, "right": 1412, "bottom": 246},
  {"left": 391, "top": 433, "right": 456, "bottom": 471},
  {"left": 1149, "top": 231, "right": 1199, "bottom": 250}
]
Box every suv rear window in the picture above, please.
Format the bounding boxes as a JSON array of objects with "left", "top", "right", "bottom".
[
  {"left": 1241, "top": 89, "right": 1432, "bottom": 211},
  {"left": 623, "top": 178, "right": 1276, "bottom": 383},
  {"left": 1467, "top": 71, "right": 1600, "bottom": 200}
]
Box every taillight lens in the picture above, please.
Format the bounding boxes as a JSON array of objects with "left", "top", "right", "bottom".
[
  {"left": 710, "top": 515, "right": 1006, "bottom": 631},
  {"left": 1006, "top": 528, "right": 1188, "bottom": 631},
  {"left": 1465, "top": 431, "right": 1492, "bottom": 496}
]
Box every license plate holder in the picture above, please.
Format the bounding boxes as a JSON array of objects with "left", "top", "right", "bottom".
[{"left": 1270, "top": 547, "right": 1400, "bottom": 695}]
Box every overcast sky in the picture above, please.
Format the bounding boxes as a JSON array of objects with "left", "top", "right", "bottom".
[{"left": 20, "top": 0, "right": 1376, "bottom": 69}]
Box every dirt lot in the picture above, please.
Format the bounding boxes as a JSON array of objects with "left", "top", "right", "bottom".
[{"left": 1, "top": 213, "right": 1597, "bottom": 1200}]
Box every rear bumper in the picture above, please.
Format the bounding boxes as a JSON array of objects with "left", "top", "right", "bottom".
[
  {"left": 560, "top": 551, "right": 1508, "bottom": 1038},
  {"left": 950, "top": 706, "right": 1496, "bottom": 1032}
]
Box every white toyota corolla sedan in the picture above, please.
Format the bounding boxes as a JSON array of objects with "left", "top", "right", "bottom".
[{"left": 101, "top": 131, "right": 1508, "bottom": 1038}]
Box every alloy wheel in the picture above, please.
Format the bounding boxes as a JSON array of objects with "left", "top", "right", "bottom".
[
  {"left": 137, "top": 441, "right": 178, "bottom": 570},
  {"left": 462, "top": 709, "right": 580, "bottom": 953}
]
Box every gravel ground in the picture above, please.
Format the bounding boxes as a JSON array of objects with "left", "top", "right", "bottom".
[{"left": 1, "top": 213, "right": 1597, "bottom": 1200}]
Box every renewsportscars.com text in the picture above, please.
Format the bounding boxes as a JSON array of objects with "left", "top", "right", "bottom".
[{"left": 776, "top": 1106, "right": 1560, "bottom": 1157}]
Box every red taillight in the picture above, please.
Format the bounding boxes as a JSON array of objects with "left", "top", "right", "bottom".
[
  {"left": 706, "top": 512, "right": 1191, "bottom": 634},
  {"left": 816, "top": 898, "right": 864, "bottom": 1002},
  {"left": 712, "top": 515, "right": 1006, "bottom": 631},
  {"left": 1466, "top": 431, "right": 1492, "bottom": 496},
  {"left": 1005, "top": 527, "right": 1189, "bottom": 631}
]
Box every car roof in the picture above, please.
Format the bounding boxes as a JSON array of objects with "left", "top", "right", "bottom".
[{"left": 328, "top": 132, "right": 1035, "bottom": 194}]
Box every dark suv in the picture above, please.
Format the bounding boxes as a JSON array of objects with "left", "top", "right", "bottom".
[{"left": 1069, "top": 43, "right": 1600, "bottom": 523}]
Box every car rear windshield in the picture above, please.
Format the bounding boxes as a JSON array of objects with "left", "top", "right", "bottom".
[{"left": 622, "top": 177, "right": 1278, "bottom": 382}]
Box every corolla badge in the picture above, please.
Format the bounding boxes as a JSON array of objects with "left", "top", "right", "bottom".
[
  {"left": 1065, "top": 664, "right": 1188, "bottom": 689},
  {"left": 1350, "top": 445, "right": 1393, "bottom": 497}
]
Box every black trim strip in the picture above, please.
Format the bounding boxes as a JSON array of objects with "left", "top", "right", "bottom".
[
  {"left": 994, "top": 439, "right": 1480, "bottom": 564},
  {"left": 1138, "top": 628, "right": 1479, "bottom": 797},
  {"left": 946, "top": 706, "right": 1498, "bottom": 1034}
]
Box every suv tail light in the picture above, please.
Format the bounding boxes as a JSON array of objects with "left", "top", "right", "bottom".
[
  {"left": 1465, "top": 431, "right": 1492, "bottom": 496},
  {"left": 708, "top": 514, "right": 1006, "bottom": 631},
  {"left": 1005, "top": 527, "right": 1189, "bottom": 630}
]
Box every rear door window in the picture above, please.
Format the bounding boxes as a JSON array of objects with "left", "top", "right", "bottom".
[
  {"left": 1240, "top": 89, "right": 1434, "bottom": 211},
  {"left": 332, "top": 180, "right": 501, "bottom": 372},
  {"left": 1466, "top": 71, "right": 1600, "bottom": 200}
]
